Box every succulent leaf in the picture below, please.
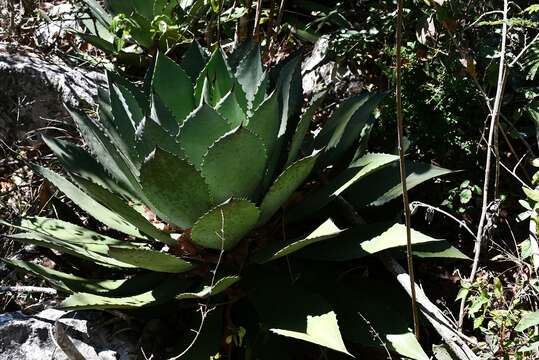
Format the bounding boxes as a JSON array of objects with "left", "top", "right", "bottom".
[
  {"left": 215, "top": 90, "right": 247, "bottom": 128},
  {"left": 254, "top": 219, "right": 343, "bottom": 263},
  {"left": 176, "top": 275, "right": 240, "bottom": 299},
  {"left": 191, "top": 199, "right": 260, "bottom": 250},
  {"left": 194, "top": 49, "right": 233, "bottom": 106},
  {"left": 72, "top": 176, "right": 175, "bottom": 245},
  {"left": 8, "top": 231, "right": 135, "bottom": 268},
  {"left": 150, "top": 92, "right": 181, "bottom": 134},
  {"left": 36, "top": 165, "right": 144, "bottom": 239},
  {"left": 152, "top": 52, "right": 195, "bottom": 123},
  {"left": 107, "top": 247, "right": 194, "bottom": 273},
  {"left": 258, "top": 152, "right": 319, "bottom": 224},
  {"left": 136, "top": 117, "right": 186, "bottom": 160},
  {"left": 177, "top": 103, "right": 231, "bottom": 168},
  {"left": 61, "top": 277, "right": 191, "bottom": 309},
  {"left": 140, "top": 147, "right": 212, "bottom": 228},
  {"left": 66, "top": 105, "right": 141, "bottom": 195},
  {"left": 182, "top": 40, "right": 209, "bottom": 83},
  {"left": 285, "top": 91, "right": 327, "bottom": 167},
  {"left": 200, "top": 127, "right": 267, "bottom": 203},
  {"left": 234, "top": 44, "right": 264, "bottom": 103},
  {"left": 42, "top": 136, "right": 133, "bottom": 198},
  {"left": 245, "top": 90, "right": 280, "bottom": 156}
]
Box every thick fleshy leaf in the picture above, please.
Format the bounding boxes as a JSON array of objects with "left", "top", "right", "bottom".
[
  {"left": 191, "top": 199, "right": 260, "bottom": 250},
  {"left": 315, "top": 92, "right": 385, "bottom": 166},
  {"left": 182, "top": 40, "right": 208, "bottom": 83},
  {"left": 152, "top": 52, "right": 195, "bottom": 123},
  {"left": 17, "top": 216, "right": 128, "bottom": 246},
  {"left": 150, "top": 92, "right": 181, "bottom": 134},
  {"left": 8, "top": 231, "right": 134, "bottom": 268},
  {"left": 274, "top": 53, "right": 303, "bottom": 137},
  {"left": 228, "top": 40, "right": 256, "bottom": 72},
  {"left": 215, "top": 90, "right": 247, "bottom": 128},
  {"left": 258, "top": 153, "right": 319, "bottom": 224},
  {"left": 235, "top": 44, "right": 263, "bottom": 103},
  {"left": 409, "top": 241, "right": 469, "bottom": 260},
  {"left": 286, "top": 153, "right": 398, "bottom": 222},
  {"left": 66, "top": 106, "right": 140, "bottom": 194},
  {"left": 42, "top": 136, "right": 132, "bottom": 198},
  {"left": 136, "top": 117, "right": 186, "bottom": 160},
  {"left": 285, "top": 91, "right": 327, "bottom": 167},
  {"left": 140, "top": 148, "right": 212, "bottom": 228},
  {"left": 2, "top": 259, "right": 118, "bottom": 293},
  {"left": 298, "top": 223, "right": 445, "bottom": 261},
  {"left": 252, "top": 72, "right": 268, "bottom": 111},
  {"left": 201, "top": 127, "right": 267, "bottom": 203},
  {"left": 344, "top": 160, "right": 454, "bottom": 208},
  {"left": 246, "top": 91, "right": 280, "bottom": 155},
  {"left": 194, "top": 49, "right": 233, "bottom": 106},
  {"left": 108, "top": 247, "right": 194, "bottom": 273},
  {"left": 61, "top": 277, "right": 190, "bottom": 309},
  {"left": 176, "top": 276, "right": 240, "bottom": 299},
  {"left": 36, "top": 166, "right": 143, "bottom": 239},
  {"left": 271, "top": 312, "right": 352, "bottom": 357},
  {"left": 73, "top": 176, "right": 175, "bottom": 245},
  {"left": 248, "top": 269, "right": 349, "bottom": 355},
  {"left": 254, "top": 219, "right": 343, "bottom": 263},
  {"left": 334, "top": 279, "right": 428, "bottom": 360},
  {"left": 177, "top": 104, "right": 231, "bottom": 168}
]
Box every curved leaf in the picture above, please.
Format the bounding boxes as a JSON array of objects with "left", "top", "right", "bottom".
[
  {"left": 258, "top": 153, "right": 319, "bottom": 224},
  {"left": 191, "top": 199, "right": 259, "bottom": 250},
  {"left": 246, "top": 91, "right": 280, "bottom": 155},
  {"left": 176, "top": 275, "right": 240, "bottom": 300},
  {"left": 108, "top": 247, "right": 194, "bottom": 273}
]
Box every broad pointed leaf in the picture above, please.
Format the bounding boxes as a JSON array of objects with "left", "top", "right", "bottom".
[
  {"left": 140, "top": 148, "right": 212, "bottom": 228},
  {"left": 201, "top": 127, "right": 267, "bottom": 203},
  {"left": 182, "top": 40, "right": 208, "bottom": 83},
  {"left": 191, "top": 199, "right": 259, "bottom": 250},
  {"left": 246, "top": 91, "right": 280, "bottom": 155},
  {"left": 215, "top": 90, "right": 247, "bottom": 128},
  {"left": 271, "top": 312, "right": 352, "bottom": 357},
  {"left": 194, "top": 49, "right": 233, "bottom": 106},
  {"left": 177, "top": 104, "right": 231, "bottom": 168},
  {"left": 136, "top": 117, "right": 185, "bottom": 160},
  {"left": 254, "top": 219, "right": 343, "bottom": 263},
  {"left": 152, "top": 52, "right": 195, "bottom": 123},
  {"left": 235, "top": 44, "right": 263, "bottom": 103}
]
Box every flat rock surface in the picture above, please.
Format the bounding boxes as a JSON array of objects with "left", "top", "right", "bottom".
[{"left": 0, "top": 309, "right": 138, "bottom": 360}]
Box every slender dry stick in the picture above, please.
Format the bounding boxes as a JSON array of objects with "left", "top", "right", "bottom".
[
  {"left": 395, "top": 0, "right": 420, "bottom": 339},
  {"left": 253, "top": 0, "right": 263, "bottom": 42},
  {"left": 457, "top": 0, "right": 509, "bottom": 330}
]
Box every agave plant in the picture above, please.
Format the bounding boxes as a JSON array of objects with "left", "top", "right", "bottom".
[{"left": 3, "top": 41, "right": 466, "bottom": 358}]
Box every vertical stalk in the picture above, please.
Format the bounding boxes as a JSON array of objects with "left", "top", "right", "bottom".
[
  {"left": 457, "top": 0, "right": 509, "bottom": 329},
  {"left": 253, "top": 0, "right": 263, "bottom": 42},
  {"left": 395, "top": 0, "right": 420, "bottom": 339}
]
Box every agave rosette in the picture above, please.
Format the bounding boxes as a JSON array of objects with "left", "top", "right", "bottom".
[{"left": 2, "top": 42, "right": 465, "bottom": 358}]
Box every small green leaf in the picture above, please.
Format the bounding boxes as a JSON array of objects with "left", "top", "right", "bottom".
[
  {"left": 140, "top": 148, "right": 212, "bottom": 228},
  {"left": 176, "top": 276, "right": 240, "bottom": 299},
  {"left": 201, "top": 127, "right": 267, "bottom": 203},
  {"left": 459, "top": 189, "right": 472, "bottom": 204},
  {"left": 523, "top": 187, "right": 539, "bottom": 202},
  {"left": 271, "top": 312, "right": 352, "bottom": 356},
  {"left": 191, "top": 199, "right": 260, "bottom": 250},
  {"left": 108, "top": 247, "right": 194, "bottom": 273},
  {"left": 515, "top": 311, "right": 539, "bottom": 332}
]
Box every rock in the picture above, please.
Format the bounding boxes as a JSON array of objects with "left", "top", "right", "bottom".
[
  {"left": 34, "top": 4, "right": 81, "bottom": 48},
  {"left": 0, "top": 309, "right": 139, "bottom": 360},
  {"left": 302, "top": 35, "right": 363, "bottom": 98},
  {"left": 0, "top": 44, "right": 105, "bottom": 142}
]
